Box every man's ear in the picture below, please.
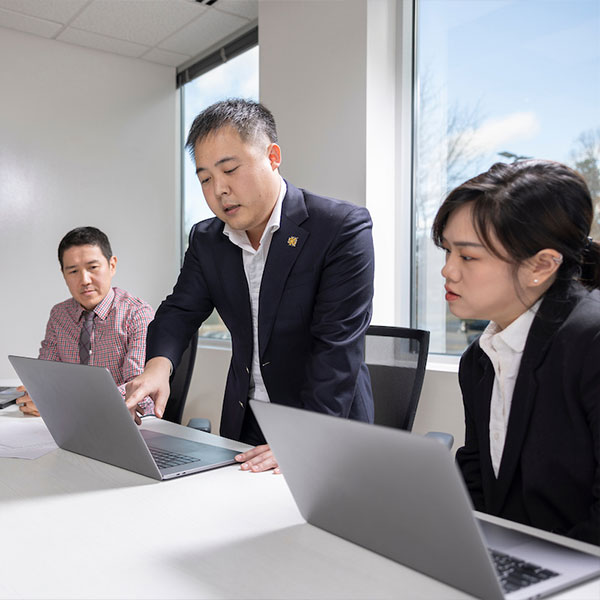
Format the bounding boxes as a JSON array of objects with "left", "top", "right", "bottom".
[
  {"left": 109, "top": 255, "right": 117, "bottom": 275},
  {"left": 267, "top": 143, "right": 281, "bottom": 171},
  {"left": 526, "top": 249, "right": 562, "bottom": 288}
]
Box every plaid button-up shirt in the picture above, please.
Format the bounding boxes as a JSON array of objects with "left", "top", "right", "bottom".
[{"left": 39, "top": 287, "right": 155, "bottom": 413}]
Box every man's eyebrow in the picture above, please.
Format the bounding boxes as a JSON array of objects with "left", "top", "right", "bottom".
[
  {"left": 195, "top": 156, "right": 238, "bottom": 174},
  {"left": 64, "top": 260, "right": 101, "bottom": 270}
]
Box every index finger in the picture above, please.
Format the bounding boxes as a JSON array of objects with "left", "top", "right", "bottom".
[{"left": 125, "top": 386, "right": 147, "bottom": 410}]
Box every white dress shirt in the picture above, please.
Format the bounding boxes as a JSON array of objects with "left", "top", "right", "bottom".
[
  {"left": 478, "top": 300, "right": 541, "bottom": 477},
  {"left": 223, "top": 177, "right": 287, "bottom": 403}
]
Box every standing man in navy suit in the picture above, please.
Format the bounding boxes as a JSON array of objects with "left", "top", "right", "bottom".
[{"left": 126, "top": 99, "right": 374, "bottom": 472}]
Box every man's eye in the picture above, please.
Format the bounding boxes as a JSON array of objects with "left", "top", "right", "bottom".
[
  {"left": 225, "top": 166, "right": 238, "bottom": 175},
  {"left": 200, "top": 177, "right": 210, "bottom": 185}
]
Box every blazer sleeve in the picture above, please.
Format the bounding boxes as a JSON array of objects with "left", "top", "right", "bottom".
[
  {"left": 567, "top": 325, "right": 600, "bottom": 543},
  {"left": 146, "top": 224, "right": 215, "bottom": 370},
  {"left": 299, "top": 205, "right": 374, "bottom": 417},
  {"left": 455, "top": 347, "right": 486, "bottom": 511}
]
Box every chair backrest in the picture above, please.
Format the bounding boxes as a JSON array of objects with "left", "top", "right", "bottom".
[
  {"left": 162, "top": 330, "right": 199, "bottom": 425},
  {"left": 365, "top": 325, "right": 430, "bottom": 431}
]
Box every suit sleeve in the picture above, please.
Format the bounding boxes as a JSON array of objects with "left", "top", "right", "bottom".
[
  {"left": 567, "top": 326, "right": 600, "bottom": 544},
  {"left": 299, "top": 205, "right": 374, "bottom": 417},
  {"left": 455, "top": 350, "right": 486, "bottom": 511},
  {"left": 146, "top": 225, "right": 215, "bottom": 370}
]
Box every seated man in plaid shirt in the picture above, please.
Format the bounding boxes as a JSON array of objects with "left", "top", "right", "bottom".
[{"left": 17, "top": 226, "right": 155, "bottom": 416}]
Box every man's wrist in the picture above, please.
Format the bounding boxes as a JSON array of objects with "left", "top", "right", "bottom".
[{"left": 146, "top": 356, "right": 173, "bottom": 376}]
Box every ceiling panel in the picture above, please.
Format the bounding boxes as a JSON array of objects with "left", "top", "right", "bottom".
[
  {"left": 57, "top": 26, "right": 148, "bottom": 58},
  {"left": 0, "top": 0, "right": 88, "bottom": 23},
  {"left": 69, "top": 0, "right": 205, "bottom": 46},
  {"left": 142, "top": 47, "right": 191, "bottom": 67},
  {"left": 0, "top": 0, "right": 258, "bottom": 68},
  {"left": 159, "top": 7, "right": 247, "bottom": 56},
  {"left": 0, "top": 6, "right": 63, "bottom": 38},
  {"left": 216, "top": 0, "right": 259, "bottom": 21}
]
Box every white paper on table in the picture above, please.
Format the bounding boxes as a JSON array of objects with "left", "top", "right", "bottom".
[{"left": 0, "top": 416, "right": 57, "bottom": 459}]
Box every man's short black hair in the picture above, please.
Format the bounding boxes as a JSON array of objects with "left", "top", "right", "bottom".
[
  {"left": 58, "top": 226, "right": 113, "bottom": 269},
  {"left": 185, "top": 98, "right": 278, "bottom": 160}
]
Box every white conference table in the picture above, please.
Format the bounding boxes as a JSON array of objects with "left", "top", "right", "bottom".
[{"left": 0, "top": 406, "right": 598, "bottom": 600}]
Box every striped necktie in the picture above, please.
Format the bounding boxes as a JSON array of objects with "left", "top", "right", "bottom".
[{"left": 79, "top": 310, "right": 95, "bottom": 365}]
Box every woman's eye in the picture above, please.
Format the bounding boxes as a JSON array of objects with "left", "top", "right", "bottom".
[
  {"left": 461, "top": 255, "right": 474, "bottom": 261},
  {"left": 225, "top": 166, "right": 238, "bottom": 175}
]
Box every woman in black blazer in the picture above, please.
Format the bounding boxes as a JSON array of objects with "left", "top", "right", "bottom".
[{"left": 432, "top": 159, "right": 600, "bottom": 545}]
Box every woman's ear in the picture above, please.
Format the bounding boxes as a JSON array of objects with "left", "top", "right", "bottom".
[{"left": 526, "top": 249, "right": 562, "bottom": 288}]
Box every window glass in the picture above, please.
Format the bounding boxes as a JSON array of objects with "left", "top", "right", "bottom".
[
  {"left": 181, "top": 46, "right": 259, "bottom": 340},
  {"left": 414, "top": 0, "right": 600, "bottom": 354}
]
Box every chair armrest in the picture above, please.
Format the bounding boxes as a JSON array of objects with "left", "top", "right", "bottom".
[
  {"left": 424, "top": 431, "right": 454, "bottom": 450},
  {"left": 187, "top": 418, "right": 212, "bottom": 433}
]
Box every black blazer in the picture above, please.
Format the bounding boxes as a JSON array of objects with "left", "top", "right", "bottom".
[
  {"left": 146, "top": 181, "right": 375, "bottom": 441},
  {"left": 456, "top": 282, "right": 600, "bottom": 545}
]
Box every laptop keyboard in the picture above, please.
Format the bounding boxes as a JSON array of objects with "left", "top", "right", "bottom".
[
  {"left": 490, "top": 549, "right": 559, "bottom": 593},
  {"left": 148, "top": 446, "right": 200, "bottom": 469}
]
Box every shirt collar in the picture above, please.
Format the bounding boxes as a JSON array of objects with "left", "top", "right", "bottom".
[
  {"left": 75, "top": 287, "right": 115, "bottom": 321},
  {"left": 480, "top": 299, "right": 542, "bottom": 354},
  {"left": 223, "top": 176, "right": 286, "bottom": 252}
]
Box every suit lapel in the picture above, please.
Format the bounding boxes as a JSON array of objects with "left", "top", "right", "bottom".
[
  {"left": 258, "top": 183, "right": 309, "bottom": 357},
  {"left": 474, "top": 352, "right": 497, "bottom": 504},
  {"left": 214, "top": 228, "right": 252, "bottom": 335}
]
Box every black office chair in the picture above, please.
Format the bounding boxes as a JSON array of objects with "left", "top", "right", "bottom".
[
  {"left": 162, "top": 330, "right": 199, "bottom": 425},
  {"left": 365, "top": 325, "right": 453, "bottom": 448},
  {"left": 365, "top": 325, "right": 429, "bottom": 431}
]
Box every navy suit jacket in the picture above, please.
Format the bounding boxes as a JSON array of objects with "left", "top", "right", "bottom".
[
  {"left": 456, "top": 282, "right": 600, "bottom": 545},
  {"left": 147, "top": 181, "right": 375, "bottom": 441}
]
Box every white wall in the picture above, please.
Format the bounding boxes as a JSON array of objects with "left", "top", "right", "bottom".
[
  {"left": 259, "top": 0, "right": 367, "bottom": 207},
  {"left": 0, "top": 28, "right": 179, "bottom": 378}
]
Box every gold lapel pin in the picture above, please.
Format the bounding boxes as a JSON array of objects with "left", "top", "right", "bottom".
[{"left": 287, "top": 236, "right": 298, "bottom": 247}]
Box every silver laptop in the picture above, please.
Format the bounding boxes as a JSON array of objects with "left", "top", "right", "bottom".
[
  {"left": 250, "top": 400, "right": 600, "bottom": 600},
  {"left": 9, "top": 355, "right": 241, "bottom": 480}
]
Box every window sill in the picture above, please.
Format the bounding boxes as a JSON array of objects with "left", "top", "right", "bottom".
[
  {"left": 197, "top": 337, "right": 232, "bottom": 352},
  {"left": 426, "top": 353, "right": 460, "bottom": 373}
]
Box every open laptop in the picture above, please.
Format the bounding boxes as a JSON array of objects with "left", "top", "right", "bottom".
[
  {"left": 8, "top": 355, "right": 241, "bottom": 480},
  {"left": 0, "top": 386, "right": 24, "bottom": 409},
  {"left": 250, "top": 400, "right": 600, "bottom": 600}
]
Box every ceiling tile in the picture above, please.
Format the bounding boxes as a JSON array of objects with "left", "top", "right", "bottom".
[
  {"left": 0, "top": 7, "right": 63, "bottom": 38},
  {"left": 0, "top": 0, "right": 88, "bottom": 23},
  {"left": 57, "top": 27, "right": 149, "bottom": 58},
  {"left": 215, "top": 0, "right": 257, "bottom": 21},
  {"left": 70, "top": 0, "right": 206, "bottom": 46},
  {"left": 159, "top": 7, "right": 246, "bottom": 56},
  {"left": 142, "top": 47, "right": 190, "bottom": 67}
]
